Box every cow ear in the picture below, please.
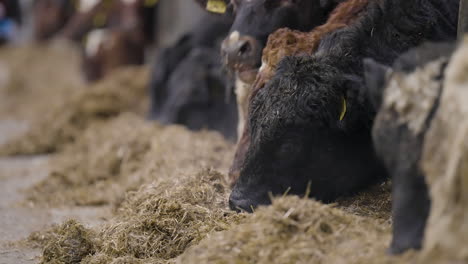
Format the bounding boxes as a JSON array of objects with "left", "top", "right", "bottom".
[
  {"left": 194, "top": 0, "right": 230, "bottom": 14},
  {"left": 363, "top": 58, "right": 391, "bottom": 110}
]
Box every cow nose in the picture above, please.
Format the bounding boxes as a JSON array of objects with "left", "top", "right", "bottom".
[
  {"left": 228, "top": 191, "right": 254, "bottom": 213},
  {"left": 221, "top": 33, "right": 261, "bottom": 70}
]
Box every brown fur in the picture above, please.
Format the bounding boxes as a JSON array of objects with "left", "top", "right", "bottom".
[{"left": 73, "top": 0, "right": 153, "bottom": 82}]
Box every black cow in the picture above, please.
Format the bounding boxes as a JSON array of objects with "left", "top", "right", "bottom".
[
  {"left": 229, "top": 0, "right": 458, "bottom": 214},
  {"left": 364, "top": 42, "right": 455, "bottom": 254},
  {"left": 148, "top": 13, "right": 238, "bottom": 141}
]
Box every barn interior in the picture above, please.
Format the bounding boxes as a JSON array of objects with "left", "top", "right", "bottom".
[{"left": 0, "top": 0, "right": 467, "bottom": 264}]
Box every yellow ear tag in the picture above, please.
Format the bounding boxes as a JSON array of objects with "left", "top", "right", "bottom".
[
  {"left": 144, "top": 0, "right": 159, "bottom": 7},
  {"left": 206, "top": 0, "right": 227, "bottom": 14},
  {"left": 339, "top": 97, "right": 347, "bottom": 121}
]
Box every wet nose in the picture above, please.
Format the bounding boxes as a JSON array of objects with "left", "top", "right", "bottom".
[
  {"left": 228, "top": 192, "right": 254, "bottom": 213},
  {"left": 221, "top": 32, "right": 261, "bottom": 70}
]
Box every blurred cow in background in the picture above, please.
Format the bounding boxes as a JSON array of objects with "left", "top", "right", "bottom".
[
  {"left": 60, "top": 0, "right": 157, "bottom": 44},
  {"left": 79, "top": 0, "right": 158, "bottom": 81},
  {"left": 32, "top": 0, "right": 158, "bottom": 82},
  {"left": 33, "top": 0, "right": 75, "bottom": 41},
  {"left": 0, "top": 0, "right": 22, "bottom": 44},
  {"left": 148, "top": 13, "right": 238, "bottom": 140}
]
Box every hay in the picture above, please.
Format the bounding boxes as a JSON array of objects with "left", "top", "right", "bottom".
[
  {"left": 176, "top": 195, "right": 411, "bottom": 264},
  {"left": 81, "top": 254, "right": 167, "bottom": 264},
  {"left": 40, "top": 219, "right": 97, "bottom": 264},
  {"left": 32, "top": 167, "right": 245, "bottom": 263},
  {"left": 93, "top": 169, "right": 244, "bottom": 261},
  {"left": 0, "top": 43, "right": 83, "bottom": 120},
  {"left": 26, "top": 113, "right": 235, "bottom": 207},
  {"left": 0, "top": 66, "right": 149, "bottom": 156},
  {"left": 336, "top": 181, "right": 392, "bottom": 221}
]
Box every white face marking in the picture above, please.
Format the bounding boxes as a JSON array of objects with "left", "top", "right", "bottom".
[
  {"left": 235, "top": 74, "right": 252, "bottom": 139},
  {"left": 222, "top": 31, "right": 241, "bottom": 51},
  {"left": 228, "top": 31, "right": 240, "bottom": 44},
  {"left": 85, "top": 29, "right": 109, "bottom": 57},
  {"left": 259, "top": 60, "right": 267, "bottom": 73},
  {"left": 79, "top": 0, "right": 100, "bottom": 13}
]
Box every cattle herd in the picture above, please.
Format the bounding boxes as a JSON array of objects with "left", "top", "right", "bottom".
[{"left": 2, "top": 0, "right": 468, "bottom": 257}]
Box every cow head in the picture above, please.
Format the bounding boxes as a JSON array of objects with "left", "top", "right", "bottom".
[
  {"left": 229, "top": 55, "right": 384, "bottom": 212},
  {"left": 80, "top": 0, "right": 156, "bottom": 81},
  {"left": 194, "top": 0, "right": 332, "bottom": 83},
  {"left": 82, "top": 27, "right": 145, "bottom": 81}
]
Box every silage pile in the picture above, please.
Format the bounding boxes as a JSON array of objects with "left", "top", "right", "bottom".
[
  {"left": 35, "top": 194, "right": 404, "bottom": 264},
  {"left": 0, "top": 65, "right": 149, "bottom": 156},
  {"left": 0, "top": 42, "right": 83, "bottom": 121},
  {"left": 26, "top": 113, "right": 235, "bottom": 207},
  {"left": 178, "top": 196, "right": 401, "bottom": 264},
  {"left": 34, "top": 166, "right": 245, "bottom": 264}
]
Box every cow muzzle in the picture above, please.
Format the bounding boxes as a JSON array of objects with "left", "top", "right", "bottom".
[{"left": 221, "top": 31, "right": 262, "bottom": 77}]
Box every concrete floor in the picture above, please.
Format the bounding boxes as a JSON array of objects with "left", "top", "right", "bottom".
[{"left": 0, "top": 121, "right": 110, "bottom": 264}]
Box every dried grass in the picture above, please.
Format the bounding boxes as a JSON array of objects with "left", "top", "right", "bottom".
[
  {"left": 40, "top": 219, "right": 97, "bottom": 264},
  {"left": 34, "top": 166, "right": 245, "bottom": 264},
  {"left": 26, "top": 113, "right": 234, "bottom": 207},
  {"left": 177, "top": 195, "right": 411, "bottom": 264},
  {"left": 0, "top": 65, "right": 149, "bottom": 156}
]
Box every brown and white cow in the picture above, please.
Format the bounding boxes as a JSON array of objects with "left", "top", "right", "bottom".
[{"left": 74, "top": 0, "right": 158, "bottom": 81}]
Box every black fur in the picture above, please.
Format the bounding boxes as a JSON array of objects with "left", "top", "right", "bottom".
[
  {"left": 230, "top": 0, "right": 458, "bottom": 212},
  {"left": 227, "top": 0, "right": 334, "bottom": 49},
  {"left": 366, "top": 42, "right": 455, "bottom": 254},
  {"left": 363, "top": 58, "right": 389, "bottom": 110},
  {"left": 148, "top": 14, "right": 238, "bottom": 140}
]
